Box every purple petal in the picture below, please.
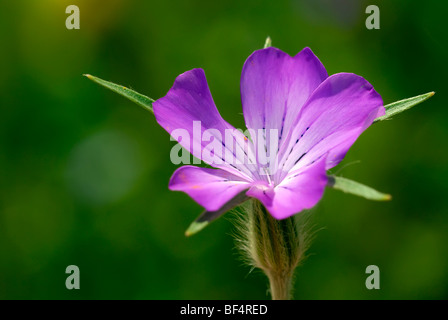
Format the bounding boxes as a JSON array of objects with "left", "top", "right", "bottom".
[
  {"left": 246, "top": 157, "right": 328, "bottom": 219},
  {"left": 154, "top": 68, "right": 257, "bottom": 181},
  {"left": 240, "top": 47, "right": 328, "bottom": 168},
  {"left": 169, "top": 166, "right": 251, "bottom": 212},
  {"left": 275, "top": 73, "right": 384, "bottom": 182}
]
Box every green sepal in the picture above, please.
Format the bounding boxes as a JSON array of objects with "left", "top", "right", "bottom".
[
  {"left": 84, "top": 74, "right": 154, "bottom": 113},
  {"left": 185, "top": 191, "right": 249, "bottom": 236},
  {"left": 328, "top": 176, "right": 391, "bottom": 201},
  {"left": 185, "top": 221, "right": 209, "bottom": 237},
  {"left": 375, "top": 91, "right": 434, "bottom": 123},
  {"left": 264, "top": 36, "right": 272, "bottom": 48}
]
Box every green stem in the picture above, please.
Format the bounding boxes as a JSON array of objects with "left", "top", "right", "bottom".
[
  {"left": 242, "top": 200, "right": 310, "bottom": 300},
  {"left": 267, "top": 272, "right": 293, "bottom": 300}
]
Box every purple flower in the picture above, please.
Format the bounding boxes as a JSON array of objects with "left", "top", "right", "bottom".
[{"left": 153, "top": 47, "right": 385, "bottom": 220}]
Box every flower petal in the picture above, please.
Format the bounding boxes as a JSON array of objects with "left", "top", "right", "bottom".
[
  {"left": 246, "top": 157, "right": 328, "bottom": 219},
  {"left": 154, "top": 68, "right": 257, "bottom": 181},
  {"left": 275, "top": 73, "right": 384, "bottom": 182},
  {"left": 185, "top": 190, "right": 250, "bottom": 236},
  {"left": 240, "top": 47, "right": 328, "bottom": 169},
  {"left": 169, "top": 166, "right": 251, "bottom": 212}
]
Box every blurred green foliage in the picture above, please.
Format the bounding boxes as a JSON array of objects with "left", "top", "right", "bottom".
[{"left": 0, "top": 0, "right": 447, "bottom": 299}]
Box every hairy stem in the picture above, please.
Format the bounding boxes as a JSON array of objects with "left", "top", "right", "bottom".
[
  {"left": 235, "top": 199, "right": 314, "bottom": 300},
  {"left": 267, "top": 273, "right": 294, "bottom": 300}
]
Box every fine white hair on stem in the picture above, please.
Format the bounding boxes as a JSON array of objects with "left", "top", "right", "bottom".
[{"left": 228, "top": 199, "right": 320, "bottom": 300}]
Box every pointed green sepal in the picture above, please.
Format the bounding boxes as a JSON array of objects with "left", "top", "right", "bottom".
[
  {"left": 328, "top": 176, "right": 391, "bottom": 201},
  {"left": 185, "top": 191, "right": 250, "bottom": 237},
  {"left": 185, "top": 221, "right": 209, "bottom": 237},
  {"left": 374, "top": 91, "right": 435, "bottom": 123},
  {"left": 264, "top": 36, "right": 272, "bottom": 48},
  {"left": 84, "top": 74, "right": 155, "bottom": 113}
]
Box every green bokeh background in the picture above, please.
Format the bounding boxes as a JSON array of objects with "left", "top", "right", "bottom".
[{"left": 0, "top": 0, "right": 447, "bottom": 299}]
